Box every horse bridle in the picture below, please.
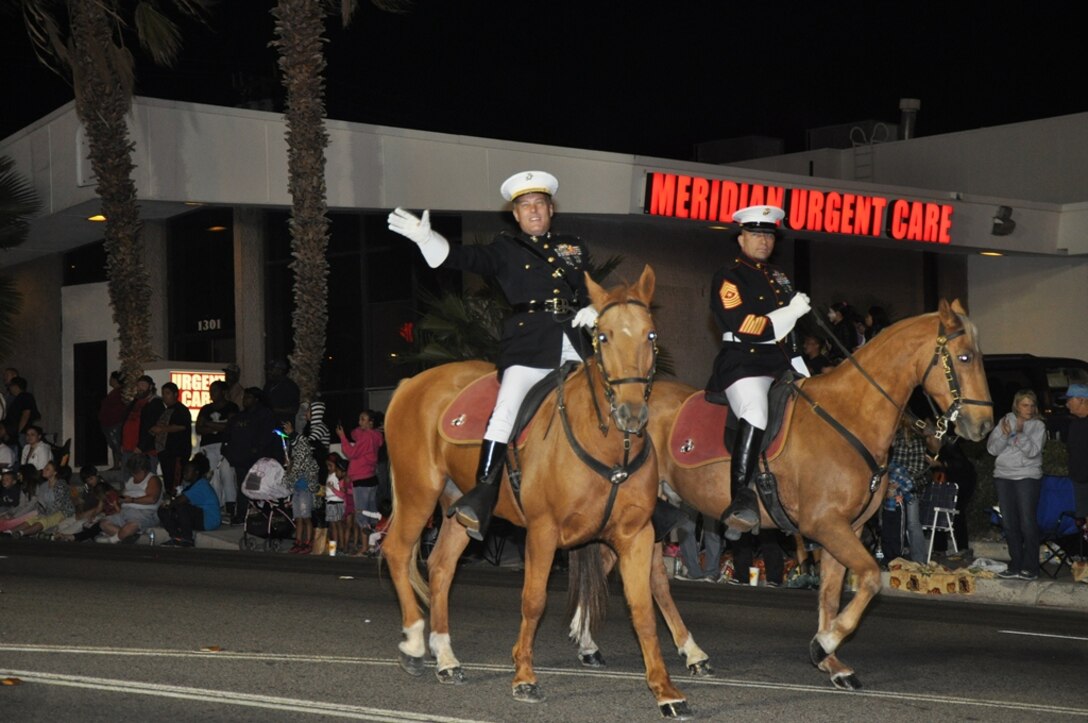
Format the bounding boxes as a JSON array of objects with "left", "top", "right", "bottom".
[
  {"left": 918, "top": 323, "right": 994, "bottom": 440},
  {"left": 555, "top": 299, "right": 658, "bottom": 539},
  {"left": 586, "top": 299, "right": 659, "bottom": 435}
]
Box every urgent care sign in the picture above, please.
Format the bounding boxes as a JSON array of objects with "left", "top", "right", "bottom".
[
  {"left": 169, "top": 371, "right": 226, "bottom": 414},
  {"left": 643, "top": 172, "right": 953, "bottom": 244}
]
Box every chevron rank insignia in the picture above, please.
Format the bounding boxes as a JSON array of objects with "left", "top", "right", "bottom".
[{"left": 719, "top": 281, "right": 741, "bottom": 309}]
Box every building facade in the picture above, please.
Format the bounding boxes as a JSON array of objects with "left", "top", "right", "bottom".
[{"left": 2, "top": 98, "right": 1085, "bottom": 466}]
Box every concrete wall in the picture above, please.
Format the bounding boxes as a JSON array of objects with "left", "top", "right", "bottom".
[
  {"left": 5, "top": 255, "right": 63, "bottom": 437},
  {"left": 968, "top": 255, "right": 1088, "bottom": 361},
  {"left": 730, "top": 112, "right": 1088, "bottom": 206}
]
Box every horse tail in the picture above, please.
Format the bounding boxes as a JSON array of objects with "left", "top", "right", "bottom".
[
  {"left": 384, "top": 461, "right": 431, "bottom": 608},
  {"left": 567, "top": 542, "right": 609, "bottom": 644}
]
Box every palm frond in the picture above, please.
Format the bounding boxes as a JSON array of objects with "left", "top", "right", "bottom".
[
  {"left": 0, "top": 275, "right": 24, "bottom": 363},
  {"left": 0, "top": 156, "right": 42, "bottom": 250}
]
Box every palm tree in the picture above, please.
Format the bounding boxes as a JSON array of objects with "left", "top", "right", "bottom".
[
  {"left": 270, "top": 0, "right": 409, "bottom": 404},
  {"left": 0, "top": 155, "right": 41, "bottom": 360},
  {"left": 12, "top": 0, "right": 212, "bottom": 397}
]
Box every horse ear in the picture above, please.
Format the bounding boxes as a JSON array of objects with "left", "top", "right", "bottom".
[
  {"left": 937, "top": 298, "right": 962, "bottom": 328},
  {"left": 585, "top": 271, "right": 609, "bottom": 310},
  {"left": 633, "top": 264, "right": 656, "bottom": 305},
  {"left": 950, "top": 298, "right": 968, "bottom": 315}
]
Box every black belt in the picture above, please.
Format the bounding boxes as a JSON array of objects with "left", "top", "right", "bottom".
[{"left": 510, "top": 298, "right": 576, "bottom": 315}]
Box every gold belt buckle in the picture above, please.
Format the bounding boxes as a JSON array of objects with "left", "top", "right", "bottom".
[{"left": 545, "top": 298, "right": 571, "bottom": 314}]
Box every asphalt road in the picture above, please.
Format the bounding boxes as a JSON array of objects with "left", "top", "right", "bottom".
[{"left": 1, "top": 541, "right": 1085, "bottom": 722}]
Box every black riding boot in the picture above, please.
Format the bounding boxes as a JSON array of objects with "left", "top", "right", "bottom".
[
  {"left": 721, "top": 420, "right": 764, "bottom": 541},
  {"left": 447, "top": 440, "right": 507, "bottom": 542}
]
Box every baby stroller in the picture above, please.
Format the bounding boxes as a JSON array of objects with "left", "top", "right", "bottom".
[{"left": 239, "top": 457, "right": 295, "bottom": 552}]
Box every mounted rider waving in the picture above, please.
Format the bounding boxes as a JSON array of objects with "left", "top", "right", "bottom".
[
  {"left": 387, "top": 171, "right": 597, "bottom": 541},
  {"left": 709, "top": 205, "right": 811, "bottom": 540}
]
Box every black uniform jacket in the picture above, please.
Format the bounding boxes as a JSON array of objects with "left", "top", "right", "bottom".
[
  {"left": 706, "top": 253, "right": 796, "bottom": 393},
  {"left": 444, "top": 230, "right": 591, "bottom": 371}
]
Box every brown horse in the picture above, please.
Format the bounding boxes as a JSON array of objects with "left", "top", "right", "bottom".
[
  {"left": 569, "top": 299, "right": 993, "bottom": 689},
  {"left": 381, "top": 265, "right": 693, "bottom": 718}
]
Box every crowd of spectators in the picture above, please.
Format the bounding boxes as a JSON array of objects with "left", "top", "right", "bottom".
[{"left": 0, "top": 360, "right": 386, "bottom": 555}]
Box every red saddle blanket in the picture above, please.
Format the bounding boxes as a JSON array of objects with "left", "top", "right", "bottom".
[
  {"left": 667, "top": 392, "right": 793, "bottom": 469},
  {"left": 437, "top": 372, "right": 534, "bottom": 447}
]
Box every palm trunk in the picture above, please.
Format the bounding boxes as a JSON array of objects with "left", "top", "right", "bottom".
[
  {"left": 68, "top": 0, "right": 153, "bottom": 400},
  {"left": 272, "top": 0, "right": 331, "bottom": 404}
]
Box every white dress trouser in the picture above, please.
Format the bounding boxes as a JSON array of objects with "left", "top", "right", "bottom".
[
  {"left": 725, "top": 376, "right": 773, "bottom": 429},
  {"left": 485, "top": 334, "right": 583, "bottom": 443}
]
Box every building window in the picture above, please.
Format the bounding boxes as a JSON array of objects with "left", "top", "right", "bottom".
[
  {"left": 167, "top": 207, "right": 236, "bottom": 362},
  {"left": 62, "top": 241, "right": 107, "bottom": 286},
  {"left": 264, "top": 210, "right": 460, "bottom": 423}
]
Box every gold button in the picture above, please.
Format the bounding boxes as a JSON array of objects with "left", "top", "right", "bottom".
[
  {"left": 553, "top": 288, "right": 560, "bottom": 294},
  {"left": 543, "top": 243, "right": 549, "bottom": 249},
  {"left": 547, "top": 257, "right": 555, "bottom": 262},
  {"left": 524, "top": 264, "right": 530, "bottom": 269},
  {"left": 758, "top": 295, "right": 765, "bottom": 300},
  {"left": 518, "top": 321, "right": 525, "bottom": 327}
]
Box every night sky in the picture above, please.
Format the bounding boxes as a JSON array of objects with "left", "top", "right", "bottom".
[{"left": 0, "top": 2, "right": 1082, "bottom": 160}]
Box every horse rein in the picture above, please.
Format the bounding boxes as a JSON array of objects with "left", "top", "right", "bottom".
[{"left": 814, "top": 313, "right": 990, "bottom": 443}]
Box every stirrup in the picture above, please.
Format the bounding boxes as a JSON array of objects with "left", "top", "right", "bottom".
[{"left": 722, "top": 488, "right": 760, "bottom": 540}]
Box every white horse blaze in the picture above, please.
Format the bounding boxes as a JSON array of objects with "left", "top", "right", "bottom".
[
  {"left": 429, "top": 632, "right": 461, "bottom": 672},
  {"left": 398, "top": 619, "right": 426, "bottom": 658}
]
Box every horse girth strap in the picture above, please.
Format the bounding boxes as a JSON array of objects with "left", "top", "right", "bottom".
[
  {"left": 555, "top": 371, "right": 653, "bottom": 540},
  {"left": 789, "top": 380, "right": 886, "bottom": 493}
]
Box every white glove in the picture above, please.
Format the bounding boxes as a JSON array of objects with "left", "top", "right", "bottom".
[
  {"left": 572, "top": 305, "right": 599, "bottom": 329},
  {"left": 765, "top": 292, "right": 811, "bottom": 340},
  {"left": 387, "top": 207, "right": 449, "bottom": 268}
]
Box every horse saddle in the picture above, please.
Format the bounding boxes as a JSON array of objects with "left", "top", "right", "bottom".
[
  {"left": 437, "top": 362, "right": 579, "bottom": 448},
  {"left": 667, "top": 375, "right": 801, "bottom": 470}
]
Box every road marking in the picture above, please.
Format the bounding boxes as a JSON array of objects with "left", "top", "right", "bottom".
[
  {"left": 0, "top": 669, "right": 491, "bottom": 723},
  {"left": 998, "top": 629, "right": 1088, "bottom": 642},
  {"left": 1, "top": 643, "right": 1081, "bottom": 717}
]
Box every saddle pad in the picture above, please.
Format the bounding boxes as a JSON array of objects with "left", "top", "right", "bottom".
[
  {"left": 437, "top": 372, "right": 532, "bottom": 447},
  {"left": 667, "top": 393, "right": 793, "bottom": 469}
]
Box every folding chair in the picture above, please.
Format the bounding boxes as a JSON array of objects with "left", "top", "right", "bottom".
[
  {"left": 921, "top": 481, "right": 959, "bottom": 564},
  {"left": 1037, "top": 475, "right": 1081, "bottom": 579}
]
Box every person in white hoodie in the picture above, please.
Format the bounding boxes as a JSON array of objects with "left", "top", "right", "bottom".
[{"left": 986, "top": 389, "right": 1046, "bottom": 580}]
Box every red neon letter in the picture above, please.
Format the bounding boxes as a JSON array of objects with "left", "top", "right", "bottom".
[
  {"left": 788, "top": 188, "right": 808, "bottom": 231},
  {"left": 690, "top": 177, "right": 710, "bottom": 220},
  {"left": 649, "top": 173, "right": 675, "bottom": 216},
  {"left": 675, "top": 175, "right": 692, "bottom": 219}
]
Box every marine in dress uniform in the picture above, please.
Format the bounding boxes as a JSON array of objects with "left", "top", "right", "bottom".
[
  {"left": 387, "top": 171, "right": 598, "bottom": 540},
  {"left": 708, "top": 205, "right": 811, "bottom": 539}
]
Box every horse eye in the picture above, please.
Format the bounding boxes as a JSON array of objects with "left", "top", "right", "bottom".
[
  {"left": 597, "top": 333, "right": 608, "bottom": 344},
  {"left": 648, "top": 331, "right": 658, "bottom": 341},
  {"left": 957, "top": 353, "right": 971, "bottom": 363}
]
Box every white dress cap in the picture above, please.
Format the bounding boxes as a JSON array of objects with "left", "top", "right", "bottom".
[
  {"left": 732, "top": 204, "right": 785, "bottom": 231},
  {"left": 500, "top": 170, "right": 559, "bottom": 201}
]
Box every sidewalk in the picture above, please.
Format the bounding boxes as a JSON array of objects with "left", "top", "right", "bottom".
[{"left": 142, "top": 527, "right": 1088, "bottom": 611}]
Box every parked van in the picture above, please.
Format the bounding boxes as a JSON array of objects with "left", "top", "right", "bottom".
[{"left": 983, "top": 354, "right": 1088, "bottom": 440}]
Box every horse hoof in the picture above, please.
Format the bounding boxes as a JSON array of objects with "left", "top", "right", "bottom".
[
  {"left": 398, "top": 652, "right": 426, "bottom": 677},
  {"left": 579, "top": 650, "right": 606, "bottom": 668},
  {"left": 808, "top": 638, "right": 830, "bottom": 667},
  {"left": 436, "top": 666, "right": 466, "bottom": 685},
  {"left": 687, "top": 660, "right": 714, "bottom": 677},
  {"left": 831, "top": 673, "right": 862, "bottom": 691},
  {"left": 659, "top": 700, "right": 693, "bottom": 720},
  {"left": 512, "top": 682, "right": 545, "bottom": 703}
]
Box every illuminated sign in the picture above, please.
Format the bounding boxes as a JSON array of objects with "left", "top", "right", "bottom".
[
  {"left": 170, "top": 371, "right": 226, "bottom": 414},
  {"left": 643, "top": 172, "right": 953, "bottom": 244}
]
